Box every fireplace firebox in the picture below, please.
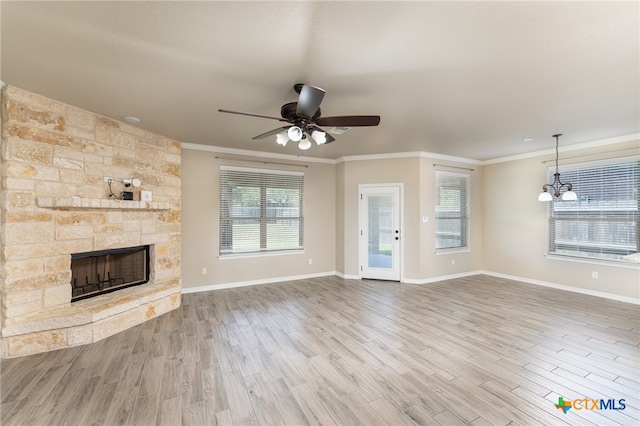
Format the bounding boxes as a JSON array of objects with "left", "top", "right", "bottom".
[{"left": 70, "top": 245, "right": 150, "bottom": 302}]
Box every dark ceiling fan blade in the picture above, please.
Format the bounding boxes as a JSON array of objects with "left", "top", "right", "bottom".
[
  {"left": 218, "top": 109, "right": 288, "bottom": 122},
  {"left": 252, "top": 126, "right": 291, "bottom": 139},
  {"left": 315, "top": 115, "right": 381, "bottom": 127},
  {"left": 307, "top": 125, "right": 336, "bottom": 144},
  {"left": 296, "top": 85, "right": 325, "bottom": 118}
]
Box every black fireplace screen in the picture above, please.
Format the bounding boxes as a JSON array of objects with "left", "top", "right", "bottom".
[{"left": 70, "top": 245, "right": 150, "bottom": 302}]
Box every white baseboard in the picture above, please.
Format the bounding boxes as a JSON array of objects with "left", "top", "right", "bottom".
[
  {"left": 181, "top": 269, "right": 639, "bottom": 305},
  {"left": 335, "top": 271, "right": 360, "bottom": 280},
  {"left": 403, "top": 270, "right": 484, "bottom": 285},
  {"left": 181, "top": 271, "right": 337, "bottom": 294},
  {"left": 480, "top": 270, "right": 640, "bottom": 305}
]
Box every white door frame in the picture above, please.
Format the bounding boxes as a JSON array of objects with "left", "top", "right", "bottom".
[{"left": 358, "top": 183, "right": 404, "bottom": 281}]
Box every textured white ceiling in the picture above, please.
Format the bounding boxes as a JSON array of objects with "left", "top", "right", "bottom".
[{"left": 1, "top": 1, "right": 638, "bottom": 160}]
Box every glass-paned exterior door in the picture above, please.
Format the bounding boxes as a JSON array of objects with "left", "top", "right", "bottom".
[{"left": 359, "top": 185, "right": 401, "bottom": 281}]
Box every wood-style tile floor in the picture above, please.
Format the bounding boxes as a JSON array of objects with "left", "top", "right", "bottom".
[{"left": 1, "top": 275, "right": 639, "bottom": 425}]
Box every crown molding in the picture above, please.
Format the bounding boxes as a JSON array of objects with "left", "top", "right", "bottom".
[
  {"left": 183, "top": 133, "right": 639, "bottom": 168},
  {"left": 180, "top": 142, "right": 335, "bottom": 164},
  {"left": 481, "top": 133, "right": 640, "bottom": 165},
  {"left": 336, "top": 150, "right": 480, "bottom": 165}
]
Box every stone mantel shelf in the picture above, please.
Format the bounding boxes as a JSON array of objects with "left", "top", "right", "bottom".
[{"left": 36, "top": 196, "right": 171, "bottom": 210}]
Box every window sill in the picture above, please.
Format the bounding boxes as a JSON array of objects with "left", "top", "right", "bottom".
[
  {"left": 545, "top": 254, "right": 640, "bottom": 270},
  {"left": 218, "top": 249, "right": 305, "bottom": 260},
  {"left": 436, "top": 248, "right": 471, "bottom": 255}
]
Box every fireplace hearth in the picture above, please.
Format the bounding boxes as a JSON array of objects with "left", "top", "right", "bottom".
[{"left": 71, "top": 245, "right": 150, "bottom": 302}]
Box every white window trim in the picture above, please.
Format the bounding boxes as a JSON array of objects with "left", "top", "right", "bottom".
[
  {"left": 545, "top": 254, "right": 640, "bottom": 270},
  {"left": 219, "top": 165, "right": 304, "bottom": 257},
  {"left": 435, "top": 170, "right": 471, "bottom": 252},
  {"left": 218, "top": 249, "right": 305, "bottom": 260},
  {"left": 544, "top": 155, "right": 639, "bottom": 264}
]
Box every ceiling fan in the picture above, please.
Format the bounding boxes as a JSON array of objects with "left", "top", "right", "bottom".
[{"left": 219, "top": 83, "right": 380, "bottom": 150}]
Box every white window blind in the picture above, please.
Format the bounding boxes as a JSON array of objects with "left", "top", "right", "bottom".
[
  {"left": 547, "top": 157, "right": 639, "bottom": 262},
  {"left": 435, "top": 171, "right": 470, "bottom": 250},
  {"left": 220, "top": 166, "right": 303, "bottom": 255}
]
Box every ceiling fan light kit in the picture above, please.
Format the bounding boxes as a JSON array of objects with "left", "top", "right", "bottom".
[
  {"left": 276, "top": 133, "right": 289, "bottom": 146},
  {"left": 219, "top": 83, "right": 380, "bottom": 150},
  {"left": 311, "top": 130, "right": 326, "bottom": 145},
  {"left": 287, "top": 126, "right": 303, "bottom": 142},
  {"left": 298, "top": 137, "right": 312, "bottom": 150}
]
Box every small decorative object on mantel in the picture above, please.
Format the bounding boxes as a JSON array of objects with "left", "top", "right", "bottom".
[
  {"left": 538, "top": 134, "right": 577, "bottom": 201},
  {"left": 105, "top": 176, "right": 142, "bottom": 200}
]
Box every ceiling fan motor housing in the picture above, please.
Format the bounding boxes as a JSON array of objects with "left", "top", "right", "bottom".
[{"left": 280, "top": 102, "right": 321, "bottom": 122}]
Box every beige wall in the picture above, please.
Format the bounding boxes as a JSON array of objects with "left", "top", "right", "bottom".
[
  {"left": 482, "top": 139, "right": 640, "bottom": 300},
  {"left": 183, "top": 139, "right": 638, "bottom": 302},
  {"left": 336, "top": 155, "right": 483, "bottom": 281},
  {"left": 335, "top": 162, "right": 346, "bottom": 273},
  {"left": 418, "top": 157, "right": 483, "bottom": 279},
  {"left": 181, "top": 148, "right": 336, "bottom": 289},
  {"left": 338, "top": 157, "right": 421, "bottom": 278}
]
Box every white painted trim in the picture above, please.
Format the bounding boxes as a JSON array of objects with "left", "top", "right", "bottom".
[
  {"left": 181, "top": 271, "right": 337, "bottom": 294},
  {"left": 480, "top": 270, "right": 640, "bottom": 305},
  {"left": 337, "top": 151, "right": 480, "bottom": 165},
  {"left": 418, "top": 151, "right": 482, "bottom": 165},
  {"left": 182, "top": 135, "right": 638, "bottom": 167},
  {"left": 218, "top": 249, "right": 305, "bottom": 260},
  {"left": 435, "top": 249, "right": 471, "bottom": 255},
  {"left": 0, "top": 81, "right": 6, "bottom": 89},
  {"left": 481, "top": 133, "right": 640, "bottom": 165},
  {"left": 337, "top": 151, "right": 417, "bottom": 163},
  {"left": 544, "top": 254, "right": 640, "bottom": 270},
  {"left": 358, "top": 183, "right": 404, "bottom": 282},
  {"left": 402, "top": 270, "right": 483, "bottom": 284},
  {"left": 183, "top": 269, "right": 640, "bottom": 305},
  {"left": 335, "top": 271, "right": 360, "bottom": 280},
  {"left": 182, "top": 143, "right": 483, "bottom": 165},
  {"left": 181, "top": 142, "right": 335, "bottom": 164}
]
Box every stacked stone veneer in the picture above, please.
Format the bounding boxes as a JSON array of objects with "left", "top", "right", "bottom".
[{"left": 0, "top": 85, "right": 182, "bottom": 358}]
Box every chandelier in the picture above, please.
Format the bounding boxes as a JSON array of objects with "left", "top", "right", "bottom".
[{"left": 538, "top": 134, "right": 577, "bottom": 201}]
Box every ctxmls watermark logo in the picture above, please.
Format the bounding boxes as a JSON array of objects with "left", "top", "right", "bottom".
[{"left": 555, "top": 396, "right": 626, "bottom": 414}]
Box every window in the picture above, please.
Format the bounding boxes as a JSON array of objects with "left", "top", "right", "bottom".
[
  {"left": 219, "top": 166, "right": 303, "bottom": 255},
  {"left": 435, "top": 171, "right": 470, "bottom": 250},
  {"left": 547, "top": 157, "right": 639, "bottom": 262}
]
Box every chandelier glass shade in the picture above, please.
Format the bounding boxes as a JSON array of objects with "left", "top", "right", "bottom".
[{"left": 538, "top": 134, "right": 577, "bottom": 201}]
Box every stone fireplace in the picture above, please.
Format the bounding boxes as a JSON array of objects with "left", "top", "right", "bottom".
[{"left": 1, "top": 85, "right": 182, "bottom": 358}]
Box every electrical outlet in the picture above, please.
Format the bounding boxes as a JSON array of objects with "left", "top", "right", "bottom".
[
  {"left": 103, "top": 176, "right": 112, "bottom": 183},
  {"left": 451, "top": 259, "right": 455, "bottom": 265},
  {"left": 202, "top": 268, "right": 207, "bottom": 275},
  {"left": 592, "top": 271, "right": 598, "bottom": 279},
  {"left": 308, "top": 259, "right": 313, "bottom": 265}
]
